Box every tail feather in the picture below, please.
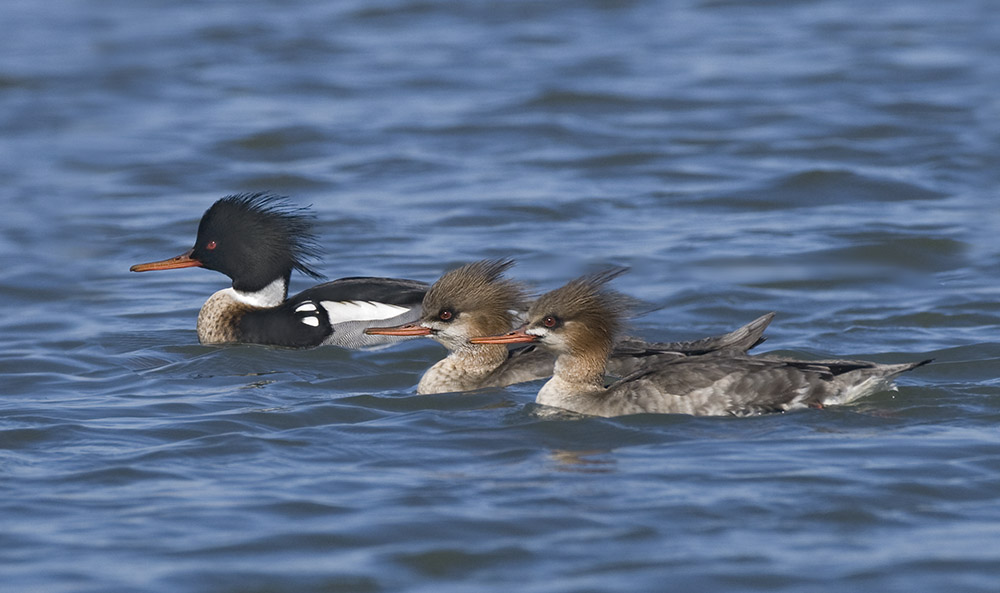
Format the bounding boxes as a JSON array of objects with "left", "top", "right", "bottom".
[
  {"left": 823, "top": 358, "right": 932, "bottom": 406},
  {"left": 638, "top": 312, "right": 776, "bottom": 356}
]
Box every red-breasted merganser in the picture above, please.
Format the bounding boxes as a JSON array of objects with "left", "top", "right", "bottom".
[
  {"left": 366, "top": 260, "right": 774, "bottom": 394},
  {"left": 130, "top": 193, "right": 427, "bottom": 348},
  {"left": 470, "top": 271, "right": 931, "bottom": 417}
]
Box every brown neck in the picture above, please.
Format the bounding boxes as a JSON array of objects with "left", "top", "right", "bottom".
[{"left": 552, "top": 347, "right": 608, "bottom": 390}]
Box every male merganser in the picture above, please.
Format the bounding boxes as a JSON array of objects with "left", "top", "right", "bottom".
[
  {"left": 470, "top": 271, "right": 931, "bottom": 417},
  {"left": 366, "top": 260, "right": 774, "bottom": 394},
  {"left": 130, "top": 193, "right": 427, "bottom": 348}
]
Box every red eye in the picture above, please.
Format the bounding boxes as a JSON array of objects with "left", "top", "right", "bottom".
[
  {"left": 543, "top": 316, "right": 557, "bottom": 328},
  {"left": 206, "top": 241, "right": 217, "bottom": 250},
  {"left": 439, "top": 310, "right": 453, "bottom": 321}
]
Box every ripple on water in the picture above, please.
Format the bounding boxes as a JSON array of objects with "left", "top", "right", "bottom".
[
  {"left": 1, "top": 1, "right": 998, "bottom": 592},
  {"left": 693, "top": 168, "right": 945, "bottom": 210}
]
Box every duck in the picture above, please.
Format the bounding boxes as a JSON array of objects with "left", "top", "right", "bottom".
[
  {"left": 470, "top": 270, "right": 931, "bottom": 417},
  {"left": 366, "top": 260, "right": 774, "bottom": 394},
  {"left": 130, "top": 193, "right": 427, "bottom": 348}
]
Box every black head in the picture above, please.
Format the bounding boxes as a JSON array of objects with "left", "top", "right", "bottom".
[{"left": 190, "top": 193, "right": 324, "bottom": 292}]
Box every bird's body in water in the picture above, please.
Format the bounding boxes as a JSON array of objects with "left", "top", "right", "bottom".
[
  {"left": 471, "top": 270, "right": 930, "bottom": 417},
  {"left": 130, "top": 193, "right": 427, "bottom": 348},
  {"left": 367, "top": 260, "right": 774, "bottom": 394}
]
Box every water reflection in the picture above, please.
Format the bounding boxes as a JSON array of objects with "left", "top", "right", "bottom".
[{"left": 549, "top": 448, "right": 617, "bottom": 473}]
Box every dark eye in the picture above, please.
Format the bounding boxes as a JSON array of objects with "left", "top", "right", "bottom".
[
  {"left": 439, "top": 309, "right": 454, "bottom": 321},
  {"left": 206, "top": 240, "right": 217, "bottom": 250},
  {"left": 542, "top": 315, "right": 558, "bottom": 328}
]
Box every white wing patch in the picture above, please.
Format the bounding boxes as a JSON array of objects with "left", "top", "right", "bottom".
[
  {"left": 295, "top": 302, "right": 318, "bottom": 313},
  {"left": 293, "top": 301, "right": 322, "bottom": 327},
  {"left": 321, "top": 300, "right": 410, "bottom": 324}
]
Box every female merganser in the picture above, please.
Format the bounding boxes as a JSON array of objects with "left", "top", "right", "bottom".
[
  {"left": 130, "top": 193, "right": 427, "bottom": 348},
  {"left": 470, "top": 271, "right": 931, "bottom": 417},
  {"left": 366, "top": 260, "right": 774, "bottom": 394}
]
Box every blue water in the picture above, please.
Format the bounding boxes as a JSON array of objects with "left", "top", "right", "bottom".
[{"left": 2, "top": 1, "right": 999, "bottom": 591}]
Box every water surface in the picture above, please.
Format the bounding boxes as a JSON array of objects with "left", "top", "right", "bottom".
[{"left": 1, "top": 1, "right": 998, "bottom": 592}]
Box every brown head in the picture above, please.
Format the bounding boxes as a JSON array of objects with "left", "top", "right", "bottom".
[
  {"left": 367, "top": 259, "right": 527, "bottom": 352},
  {"left": 471, "top": 268, "right": 630, "bottom": 360}
]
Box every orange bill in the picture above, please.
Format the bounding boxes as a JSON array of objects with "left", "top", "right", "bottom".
[
  {"left": 365, "top": 323, "right": 432, "bottom": 337},
  {"left": 469, "top": 327, "right": 537, "bottom": 344},
  {"left": 130, "top": 249, "right": 202, "bottom": 272}
]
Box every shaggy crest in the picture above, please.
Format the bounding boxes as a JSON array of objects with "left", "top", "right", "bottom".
[
  {"left": 528, "top": 267, "right": 630, "bottom": 353},
  {"left": 422, "top": 259, "right": 526, "bottom": 333},
  {"left": 194, "top": 193, "right": 324, "bottom": 291}
]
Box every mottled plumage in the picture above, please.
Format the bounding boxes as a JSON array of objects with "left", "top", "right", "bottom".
[{"left": 471, "top": 271, "right": 930, "bottom": 417}]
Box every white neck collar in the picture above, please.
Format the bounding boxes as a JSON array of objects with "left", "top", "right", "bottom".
[{"left": 230, "top": 277, "right": 287, "bottom": 308}]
